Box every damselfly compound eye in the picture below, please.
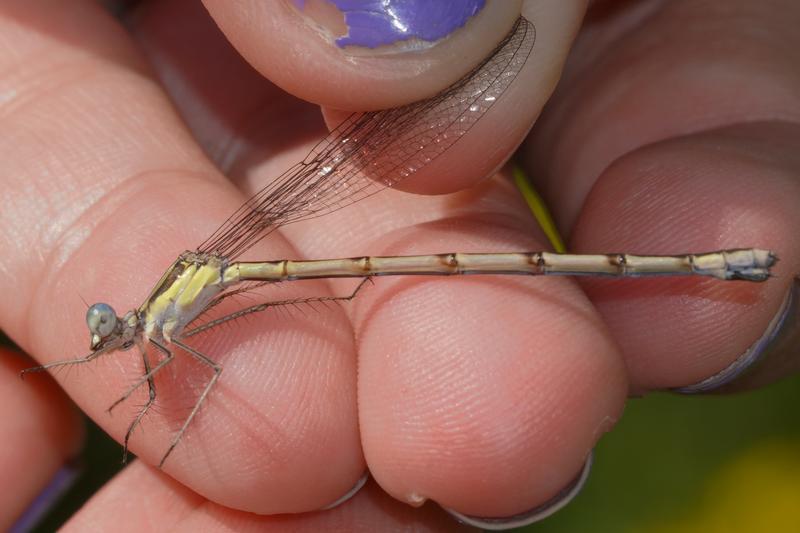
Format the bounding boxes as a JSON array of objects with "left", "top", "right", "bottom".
[{"left": 86, "top": 303, "right": 118, "bottom": 338}]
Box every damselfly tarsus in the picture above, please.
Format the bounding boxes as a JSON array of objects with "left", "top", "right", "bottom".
[{"left": 22, "top": 17, "right": 775, "bottom": 467}]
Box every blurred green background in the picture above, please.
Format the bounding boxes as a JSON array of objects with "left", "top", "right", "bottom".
[{"left": 527, "top": 376, "right": 800, "bottom": 532}]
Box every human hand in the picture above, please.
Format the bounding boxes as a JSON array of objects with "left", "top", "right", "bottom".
[{"left": 1, "top": 0, "right": 797, "bottom": 531}]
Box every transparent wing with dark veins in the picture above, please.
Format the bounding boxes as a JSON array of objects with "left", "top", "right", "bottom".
[{"left": 197, "top": 17, "right": 536, "bottom": 260}]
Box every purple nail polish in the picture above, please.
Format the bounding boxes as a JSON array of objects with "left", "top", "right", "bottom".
[{"left": 295, "top": 0, "right": 486, "bottom": 49}]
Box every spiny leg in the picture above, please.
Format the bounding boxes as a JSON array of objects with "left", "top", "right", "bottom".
[
  {"left": 120, "top": 340, "right": 169, "bottom": 463},
  {"left": 159, "top": 338, "right": 221, "bottom": 468},
  {"left": 107, "top": 340, "right": 175, "bottom": 413},
  {"left": 19, "top": 345, "right": 160, "bottom": 464},
  {"left": 20, "top": 347, "right": 110, "bottom": 378},
  {"left": 184, "top": 277, "right": 373, "bottom": 339}
]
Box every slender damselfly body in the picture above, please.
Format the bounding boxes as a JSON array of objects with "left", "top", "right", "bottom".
[{"left": 22, "top": 17, "right": 775, "bottom": 467}]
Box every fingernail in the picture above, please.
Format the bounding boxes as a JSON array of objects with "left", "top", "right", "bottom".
[
  {"left": 442, "top": 451, "right": 594, "bottom": 531},
  {"left": 319, "top": 471, "right": 369, "bottom": 510},
  {"left": 292, "top": 0, "right": 486, "bottom": 51},
  {"left": 674, "top": 277, "right": 799, "bottom": 394},
  {"left": 10, "top": 460, "right": 82, "bottom": 533}
]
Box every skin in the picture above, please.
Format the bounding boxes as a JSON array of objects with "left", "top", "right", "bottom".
[{"left": 0, "top": 0, "right": 797, "bottom": 529}]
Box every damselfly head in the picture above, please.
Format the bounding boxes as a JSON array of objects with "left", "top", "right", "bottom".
[{"left": 86, "top": 302, "right": 133, "bottom": 351}]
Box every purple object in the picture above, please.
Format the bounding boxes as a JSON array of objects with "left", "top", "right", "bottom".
[
  {"left": 297, "top": 0, "right": 486, "bottom": 48},
  {"left": 10, "top": 462, "right": 81, "bottom": 533}
]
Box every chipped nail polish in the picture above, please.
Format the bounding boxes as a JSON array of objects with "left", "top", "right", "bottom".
[
  {"left": 442, "top": 451, "right": 594, "bottom": 530},
  {"left": 293, "top": 0, "right": 486, "bottom": 51},
  {"left": 675, "top": 277, "right": 799, "bottom": 394}
]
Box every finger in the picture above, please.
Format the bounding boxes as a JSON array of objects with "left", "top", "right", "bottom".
[
  {"left": 521, "top": 0, "right": 800, "bottom": 389},
  {"left": 63, "top": 461, "right": 470, "bottom": 532},
  {"left": 0, "top": 348, "right": 83, "bottom": 531},
  {"left": 195, "top": 0, "right": 588, "bottom": 194},
  {"left": 0, "top": 0, "right": 363, "bottom": 513}
]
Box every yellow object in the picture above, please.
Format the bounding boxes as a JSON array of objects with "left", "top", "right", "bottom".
[
  {"left": 512, "top": 165, "right": 567, "bottom": 253},
  {"left": 642, "top": 439, "right": 800, "bottom": 533}
]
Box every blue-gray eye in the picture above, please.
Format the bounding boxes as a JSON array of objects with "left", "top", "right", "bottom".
[{"left": 86, "top": 303, "right": 117, "bottom": 338}]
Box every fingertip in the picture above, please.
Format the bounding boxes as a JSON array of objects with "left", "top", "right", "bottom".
[
  {"left": 571, "top": 124, "right": 800, "bottom": 389},
  {"left": 359, "top": 277, "right": 624, "bottom": 517},
  {"left": 304, "top": 1, "right": 590, "bottom": 197},
  {"left": 203, "top": 0, "right": 522, "bottom": 110},
  {"left": 354, "top": 224, "right": 626, "bottom": 518}
]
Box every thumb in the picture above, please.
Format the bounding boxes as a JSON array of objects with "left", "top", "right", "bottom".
[{"left": 203, "top": 0, "right": 588, "bottom": 193}]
